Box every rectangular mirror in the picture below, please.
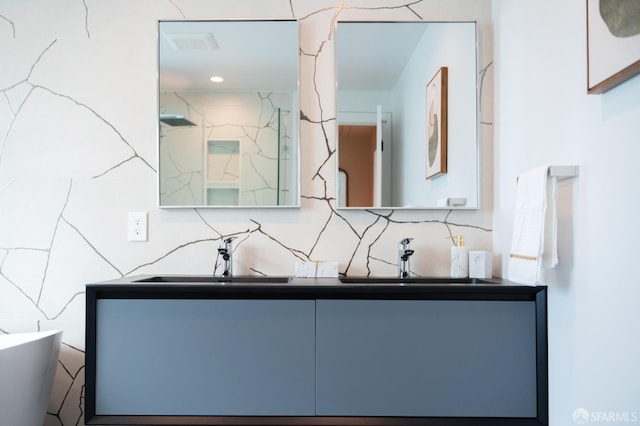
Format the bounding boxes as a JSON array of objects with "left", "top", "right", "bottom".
[
  {"left": 336, "top": 21, "right": 479, "bottom": 209},
  {"left": 158, "top": 20, "right": 300, "bottom": 208}
]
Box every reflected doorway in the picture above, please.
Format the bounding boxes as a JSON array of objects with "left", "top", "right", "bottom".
[{"left": 338, "top": 125, "right": 376, "bottom": 207}]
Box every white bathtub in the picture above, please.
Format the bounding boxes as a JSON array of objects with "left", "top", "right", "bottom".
[{"left": 0, "top": 330, "right": 63, "bottom": 426}]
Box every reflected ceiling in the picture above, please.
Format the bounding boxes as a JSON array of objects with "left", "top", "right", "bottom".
[{"left": 159, "top": 20, "right": 298, "bottom": 92}]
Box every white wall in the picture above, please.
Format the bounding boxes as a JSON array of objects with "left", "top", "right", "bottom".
[
  {"left": 394, "top": 22, "right": 478, "bottom": 207},
  {"left": 493, "top": 0, "right": 640, "bottom": 424},
  {"left": 0, "top": 1, "right": 493, "bottom": 425}
]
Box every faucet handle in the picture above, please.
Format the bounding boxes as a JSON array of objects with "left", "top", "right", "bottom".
[
  {"left": 217, "top": 247, "right": 230, "bottom": 260},
  {"left": 399, "top": 237, "right": 414, "bottom": 248},
  {"left": 400, "top": 249, "right": 415, "bottom": 261},
  {"left": 223, "top": 236, "right": 237, "bottom": 244}
]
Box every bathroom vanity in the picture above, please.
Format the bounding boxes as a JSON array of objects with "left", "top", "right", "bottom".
[{"left": 85, "top": 277, "right": 548, "bottom": 425}]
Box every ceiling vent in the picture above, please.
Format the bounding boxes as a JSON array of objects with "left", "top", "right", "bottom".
[{"left": 163, "top": 32, "right": 218, "bottom": 50}]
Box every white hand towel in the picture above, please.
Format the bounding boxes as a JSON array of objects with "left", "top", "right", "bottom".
[{"left": 508, "top": 166, "right": 558, "bottom": 284}]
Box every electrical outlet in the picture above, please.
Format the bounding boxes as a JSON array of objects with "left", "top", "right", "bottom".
[{"left": 128, "top": 212, "right": 147, "bottom": 242}]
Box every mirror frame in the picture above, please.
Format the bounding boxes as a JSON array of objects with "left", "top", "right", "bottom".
[
  {"left": 334, "top": 20, "right": 480, "bottom": 210},
  {"left": 157, "top": 19, "right": 301, "bottom": 209}
]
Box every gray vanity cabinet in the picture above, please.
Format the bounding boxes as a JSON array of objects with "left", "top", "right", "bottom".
[
  {"left": 85, "top": 282, "right": 548, "bottom": 425},
  {"left": 315, "top": 299, "right": 539, "bottom": 418},
  {"left": 94, "top": 299, "right": 316, "bottom": 416}
]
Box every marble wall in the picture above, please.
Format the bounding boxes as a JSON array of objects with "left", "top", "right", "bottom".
[{"left": 0, "top": 1, "right": 492, "bottom": 424}]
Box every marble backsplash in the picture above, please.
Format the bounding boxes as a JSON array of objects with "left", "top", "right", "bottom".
[{"left": 0, "top": 1, "right": 493, "bottom": 424}]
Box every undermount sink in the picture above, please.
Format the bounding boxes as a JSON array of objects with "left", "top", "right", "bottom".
[
  {"left": 339, "top": 277, "right": 497, "bottom": 285},
  {"left": 134, "top": 275, "right": 291, "bottom": 284}
]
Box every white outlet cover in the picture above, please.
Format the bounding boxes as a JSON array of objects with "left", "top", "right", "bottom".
[{"left": 128, "top": 212, "right": 147, "bottom": 242}]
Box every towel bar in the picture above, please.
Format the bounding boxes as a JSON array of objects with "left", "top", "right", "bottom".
[{"left": 548, "top": 165, "right": 579, "bottom": 181}]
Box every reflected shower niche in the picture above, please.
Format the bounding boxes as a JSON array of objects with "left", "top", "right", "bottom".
[{"left": 206, "top": 140, "right": 240, "bottom": 206}]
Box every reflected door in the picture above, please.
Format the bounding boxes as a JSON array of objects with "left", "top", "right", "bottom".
[
  {"left": 338, "top": 111, "right": 391, "bottom": 207},
  {"left": 338, "top": 125, "right": 375, "bottom": 207},
  {"left": 374, "top": 105, "right": 382, "bottom": 207}
]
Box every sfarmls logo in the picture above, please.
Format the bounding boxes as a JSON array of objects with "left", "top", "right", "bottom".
[{"left": 573, "top": 408, "right": 639, "bottom": 424}]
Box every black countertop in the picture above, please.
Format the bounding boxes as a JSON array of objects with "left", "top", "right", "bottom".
[{"left": 86, "top": 275, "right": 546, "bottom": 300}]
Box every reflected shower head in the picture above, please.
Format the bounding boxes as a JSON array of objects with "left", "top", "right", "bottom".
[{"left": 160, "top": 114, "right": 196, "bottom": 127}]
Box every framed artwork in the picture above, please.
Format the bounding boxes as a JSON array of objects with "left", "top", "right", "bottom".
[
  {"left": 426, "top": 66, "right": 448, "bottom": 179},
  {"left": 587, "top": 0, "right": 640, "bottom": 94}
]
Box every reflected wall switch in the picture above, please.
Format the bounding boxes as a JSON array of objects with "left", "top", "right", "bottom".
[
  {"left": 437, "top": 197, "right": 467, "bottom": 207},
  {"left": 128, "top": 212, "right": 148, "bottom": 242}
]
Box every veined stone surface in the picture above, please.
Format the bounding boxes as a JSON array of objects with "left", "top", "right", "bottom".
[{"left": 0, "top": 1, "right": 493, "bottom": 424}]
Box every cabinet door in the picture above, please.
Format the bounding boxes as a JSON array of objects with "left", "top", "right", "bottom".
[
  {"left": 315, "top": 299, "right": 537, "bottom": 417},
  {"left": 96, "top": 299, "right": 316, "bottom": 416}
]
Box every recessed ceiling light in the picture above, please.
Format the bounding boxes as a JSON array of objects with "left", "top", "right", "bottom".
[{"left": 210, "top": 76, "right": 224, "bottom": 83}]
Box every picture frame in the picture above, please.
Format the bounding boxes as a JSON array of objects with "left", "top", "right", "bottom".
[
  {"left": 426, "top": 66, "right": 448, "bottom": 179},
  {"left": 587, "top": 0, "right": 640, "bottom": 94}
]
